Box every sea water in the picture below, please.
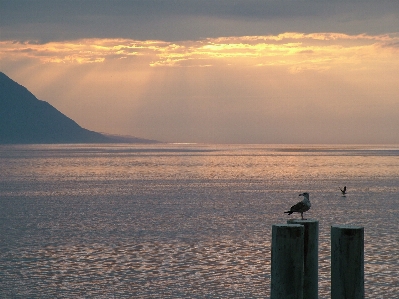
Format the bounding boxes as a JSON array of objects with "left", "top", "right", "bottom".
[{"left": 0, "top": 144, "right": 398, "bottom": 298}]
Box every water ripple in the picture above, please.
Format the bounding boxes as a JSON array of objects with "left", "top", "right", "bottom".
[{"left": 1, "top": 144, "right": 399, "bottom": 298}]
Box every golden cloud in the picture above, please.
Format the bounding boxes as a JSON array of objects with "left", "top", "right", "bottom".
[{"left": 1, "top": 33, "right": 399, "bottom": 70}]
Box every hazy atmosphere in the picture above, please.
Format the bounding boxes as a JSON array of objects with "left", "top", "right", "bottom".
[{"left": 1, "top": 0, "right": 399, "bottom": 144}]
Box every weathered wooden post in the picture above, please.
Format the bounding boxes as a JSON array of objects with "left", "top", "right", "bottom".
[
  {"left": 287, "top": 219, "right": 319, "bottom": 299},
  {"left": 271, "top": 224, "right": 304, "bottom": 299},
  {"left": 331, "top": 225, "right": 364, "bottom": 299}
]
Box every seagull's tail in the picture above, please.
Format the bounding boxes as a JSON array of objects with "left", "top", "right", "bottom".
[{"left": 284, "top": 211, "right": 293, "bottom": 215}]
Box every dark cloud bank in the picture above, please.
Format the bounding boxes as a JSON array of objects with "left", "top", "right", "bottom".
[{"left": 1, "top": 0, "right": 399, "bottom": 42}]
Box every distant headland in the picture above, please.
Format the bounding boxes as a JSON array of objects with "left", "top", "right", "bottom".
[{"left": 0, "top": 72, "right": 159, "bottom": 144}]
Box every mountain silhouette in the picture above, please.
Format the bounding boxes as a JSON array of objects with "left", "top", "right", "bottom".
[{"left": 0, "top": 72, "right": 158, "bottom": 144}]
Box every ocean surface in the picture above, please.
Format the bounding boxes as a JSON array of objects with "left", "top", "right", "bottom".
[{"left": 1, "top": 143, "right": 399, "bottom": 298}]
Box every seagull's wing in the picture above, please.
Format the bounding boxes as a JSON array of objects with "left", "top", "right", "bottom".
[{"left": 290, "top": 201, "right": 308, "bottom": 212}]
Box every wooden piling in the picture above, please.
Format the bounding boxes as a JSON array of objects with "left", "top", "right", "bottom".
[
  {"left": 287, "top": 219, "right": 319, "bottom": 299},
  {"left": 271, "top": 224, "right": 304, "bottom": 299},
  {"left": 331, "top": 225, "right": 364, "bottom": 299}
]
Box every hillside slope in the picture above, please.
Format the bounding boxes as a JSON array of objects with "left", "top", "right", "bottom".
[{"left": 0, "top": 72, "right": 157, "bottom": 144}]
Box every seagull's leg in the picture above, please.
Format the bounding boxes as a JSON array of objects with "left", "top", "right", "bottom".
[{"left": 301, "top": 212, "right": 303, "bottom": 220}]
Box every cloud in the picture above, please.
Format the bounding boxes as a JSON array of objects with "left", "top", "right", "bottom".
[
  {"left": 1, "top": 39, "right": 158, "bottom": 64},
  {"left": 1, "top": 0, "right": 399, "bottom": 41},
  {"left": 2, "top": 1, "right": 398, "bottom": 22},
  {"left": 2, "top": 33, "right": 398, "bottom": 69}
]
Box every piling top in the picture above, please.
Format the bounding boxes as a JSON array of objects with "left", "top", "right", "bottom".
[
  {"left": 272, "top": 224, "right": 304, "bottom": 238},
  {"left": 273, "top": 223, "right": 304, "bottom": 228},
  {"left": 332, "top": 225, "right": 364, "bottom": 230},
  {"left": 288, "top": 219, "right": 319, "bottom": 224}
]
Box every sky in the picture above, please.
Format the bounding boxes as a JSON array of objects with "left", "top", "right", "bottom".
[{"left": 1, "top": 0, "right": 399, "bottom": 144}]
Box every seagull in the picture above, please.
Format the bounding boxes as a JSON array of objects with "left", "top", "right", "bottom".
[
  {"left": 340, "top": 186, "right": 347, "bottom": 195},
  {"left": 284, "top": 192, "right": 311, "bottom": 220}
]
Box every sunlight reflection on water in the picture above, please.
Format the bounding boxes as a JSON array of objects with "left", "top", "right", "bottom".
[{"left": 1, "top": 144, "right": 399, "bottom": 298}]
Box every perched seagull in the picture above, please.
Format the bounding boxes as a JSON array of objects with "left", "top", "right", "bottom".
[
  {"left": 340, "top": 186, "right": 347, "bottom": 195},
  {"left": 284, "top": 192, "right": 311, "bottom": 220}
]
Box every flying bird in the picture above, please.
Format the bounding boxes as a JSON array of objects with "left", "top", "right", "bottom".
[
  {"left": 284, "top": 192, "right": 311, "bottom": 220},
  {"left": 340, "top": 186, "right": 347, "bottom": 195}
]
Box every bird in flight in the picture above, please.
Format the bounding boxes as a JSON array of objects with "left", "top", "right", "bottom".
[
  {"left": 284, "top": 192, "right": 311, "bottom": 220},
  {"left": 340, "top": 186, "right": 347, "bottom": 195}
]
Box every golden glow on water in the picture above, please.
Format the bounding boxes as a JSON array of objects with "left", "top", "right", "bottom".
[{"left": 1, "top": 144, "right": 399, "bottom": 298}]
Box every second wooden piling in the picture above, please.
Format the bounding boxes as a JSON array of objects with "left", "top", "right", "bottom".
[{"left": 331, "top": 225, "right": 364, "bottom": 299}]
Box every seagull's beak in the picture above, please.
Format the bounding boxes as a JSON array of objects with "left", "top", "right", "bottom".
[{"left": 299, "top": 193, "right": 304, "bottom": 196}]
